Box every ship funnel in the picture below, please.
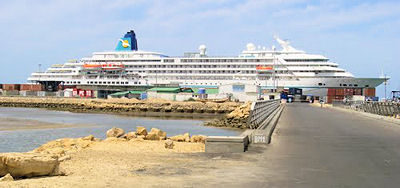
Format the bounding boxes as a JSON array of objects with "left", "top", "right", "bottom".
[{"left": 115, "top": 30, "right": 138, "bottom": 51}]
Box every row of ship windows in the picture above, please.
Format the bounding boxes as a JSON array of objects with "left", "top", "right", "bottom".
[
  {"left": 179, "top": 59, "right": 270, "bottom": 63},
  {"left": 318, "top": 83, "right": 369, "bottom": 87},
  {"left": 147, "top": 70, "right": 257, "bottom": 74},
  {"left": 125, "top": 65, "right": 256, "bottom": 68},
  {"left": 87, "top": 81, "right": 140, "bottom": 85},
  {"left": 85, "top": 63, "right": 337, "bottom": 69},
  {"left": 149, "top": 76, "right": 258, "bottom": 81},
  {"left": 339, "top": 83, "right": 365, "bottom": 87},
  {"left": 296, "top": 70, "right": 344, "bottom": 73},
  {"left": 285, "top": 59, "right": 328, "bottom": 62},
  {"left": 145, "top": 70, "right": 341, "bottom": 74},
  {"left": 64, "top": 81, "right": 142, "bottom": 85},
  {"left": 97, "top": 56, "right": 162, "bottom": 61}
]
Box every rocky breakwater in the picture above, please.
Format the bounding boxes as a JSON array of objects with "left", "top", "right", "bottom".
[
  {"left": 204, "top": 102, "right": 252, "bottom": 129},
  {"left": 0, "top": 97, "right": 241, "bottom": 115},
  {"left": 0, "top": 126, "right": 205, "bottom": 181}
]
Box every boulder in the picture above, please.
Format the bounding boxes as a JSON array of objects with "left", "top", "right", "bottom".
[
  {"left": 145, "top": 128, "right": 167, "bottom": 140},
  {"left": 0, "top": 153, "right": 61, "bottom": 178},
  {"left": 0, "top": 173, "right": 14, "bottom": 182},
  {"left": 169, "top": 133, "right": 190, "bottom": 142},
  {"left": 82, "top": 135, "right": 95, "bottom": 141},
  {"left": 145, "top": 133, "right": 159, "bottom": 140},
  {"left": 33, "top": 138, "right": 93, "bottom": 156},
  {"left": 136, "top": 127, "right": 148, "bottom": 136},
  {"left": 0, "top": 160, "right": 6, "bottom": 176},
  {"left": 123, "top": 132, "right": 137, "bottom": 140},
  {"left": 183, "top": 133, "right": 190, "bottom": 142},
  {"left": 106, "top": 127, "right": 125, "bottom": 138},
  {"left": 165, "top": 140, "right": 174, "bottom": 149},
  {"left": 190, "top": 135, "right": 206, "bottom": 143}
]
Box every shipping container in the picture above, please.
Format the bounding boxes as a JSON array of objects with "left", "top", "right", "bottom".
[
  {"left": 2, "top": 84, "right": 20, "bottom": 91},
  {"left": 327, "top": 88, "right": 336, "bottom": 96},
  {"left": 334, "top": 95, "right": 344, "bottom": 100},
  {"left": 344, "top": 88, "right": 354, "bottom": 96},
  {"left": 335, "top": 89, "right": 344, "bottom": 96},
  {"left": 85, "top": 90, "right": 93, "bottom": 98},
  {"left": 354, "top": 88, "right": 362, "bottom": 95},
  {"left": 363, "top": 88, "right": 376, "bottom": 97},
  {"left": 326, "top": 96, "right": 334, "bottom": 103},
  {"left": 78, "top": 90, "right": 85, "bottom": 97},
  {"left": 20, "top": 84, "right": 43, "bottom": 91},
  {"left": 72, "top": 89, "right": 78, "bottom": 97}
]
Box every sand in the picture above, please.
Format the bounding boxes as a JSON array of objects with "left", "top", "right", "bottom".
[
  {"left": 0, "top": 140, "right": 207, "bottom": 187},
  {"left": 0, "top": 135, "right": 262, "bottom": 188}
]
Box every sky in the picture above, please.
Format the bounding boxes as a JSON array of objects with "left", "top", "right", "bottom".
[{"left": 0, "top": 0, "right": 399, "bottom": 98}]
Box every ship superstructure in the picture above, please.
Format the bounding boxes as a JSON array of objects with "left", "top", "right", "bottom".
[{"left": 28, "top": 30, "right": 385, "bottom": 93}]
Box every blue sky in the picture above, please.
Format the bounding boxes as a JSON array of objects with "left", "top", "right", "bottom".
[{"left": 0, "top": 0, "right": 399, "bottom": 98}]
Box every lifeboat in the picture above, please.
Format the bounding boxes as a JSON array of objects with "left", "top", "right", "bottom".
[{"left": 83, "top": 63, "right": 125, "bottom": 70}]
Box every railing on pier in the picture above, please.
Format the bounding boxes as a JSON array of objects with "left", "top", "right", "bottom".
[
  {"left": 247, "top": 99, "right": 281, "bottom": 129},
  {"left": 332, "top": 100, "right": 400, "bottom": 117}
]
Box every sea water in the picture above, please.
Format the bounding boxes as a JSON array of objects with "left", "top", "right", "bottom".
[{"left": 0, "top": 107, "right": 240, "bottom": 152}]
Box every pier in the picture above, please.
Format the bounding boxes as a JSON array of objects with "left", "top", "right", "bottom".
[{"left": 238, "top": 103, "right": 400, "bottom": 187}]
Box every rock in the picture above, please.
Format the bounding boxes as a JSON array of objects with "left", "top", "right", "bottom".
[
  {"left": 32, "top": 138, "right": 93, "bottom": 156},
  {"left": 169, "top": 135, "right": 184, "bottom": 142},
  {"left": 50, "top": 148, "right": 65, "bottom": 156},
  {"left": 145, "top": 133, "right": 159, "bottom": 140},
  {"left": 93, "top": 138, "right": 101, "bottom": 142},
  {"left": 82, "top": 135, "right": 94, "bottom": 141},
  {"left": 145, "top": 128, "right": 167, "bottom": 140},
  {"left": 0, "top": 153, "right": 60, "bottom": 178},
  {"left": 165, "top": 140, "right": 174, "bottom": 149},
  {"left": 132, "top": 135, "right": 145, "bottom": 141},
  {"left": 123, "top": 132, "right": 137, "bottom": 140},
  {"left": 106, "top": 127, "right": 125, "bottom": 138},
  {"left": 190, "top": 135, "right": 206, "bottom": 143},
  {"left": 136, "top": 126, "right": 148, "bottom": 136},
  {"left": 58, "top": 155, "right": 71, "bottom": 162},
  {"left": 104, "top": 137, "right": 126, "bottom": 142},
  {"left": 226, "top": 102, "right": 251, "bottom": 119},
  {"left": 0, "top": 173, "right": 14, "bottom": 182},
  {"left": 183, "top": 133, "right": 190, "bottom": 142},
  {"left": 169, "top": 133, "right": 190, "bottom": 142},
  {"left": 0, "top": 160, "right": 6, "bottom": 176}
]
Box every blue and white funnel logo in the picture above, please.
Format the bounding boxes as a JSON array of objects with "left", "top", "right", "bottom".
[{"left": 115, "top": 37, "right": 132, "bottom": 51}]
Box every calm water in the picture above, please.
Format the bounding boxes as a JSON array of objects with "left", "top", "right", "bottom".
[{"left": 0, "top": 107, "right": 240, "bottom": 152}]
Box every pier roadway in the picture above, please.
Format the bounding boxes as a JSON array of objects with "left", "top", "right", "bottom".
[{"left": 251, "top": 103, "right": 400, "bottom": 187}]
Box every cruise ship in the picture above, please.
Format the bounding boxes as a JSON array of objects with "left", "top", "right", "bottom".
[{"left": 28, "top": 30, "right": 386, "bottom": 95}]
